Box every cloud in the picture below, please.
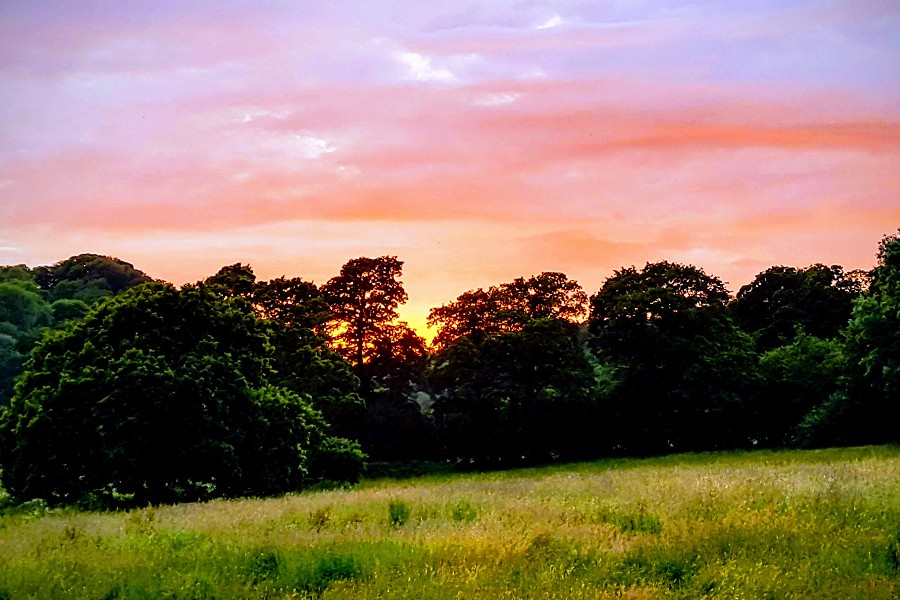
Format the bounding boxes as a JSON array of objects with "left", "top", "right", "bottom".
[
  {"left": 397, "top": 51, "right": 457, "bottom": 83},
  {"left": 473, "top": 92, "right": 521, "bottom": 106},
  {"left": 536, "top": 15, "right": 563, "bottom": 30},
  {"left": 1, "top": 1, "right": 897, "bottom": 331}
]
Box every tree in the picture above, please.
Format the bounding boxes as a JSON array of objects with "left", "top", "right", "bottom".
[
  {"left": 33, "top": 253, "right": 151, "bottom": 303},
  {"left": 428, "top": 288, "right": 505, "bottom": 350},
  {"left": 730, "top": 264, "right": 863, "bottom": 351},
  {"left": 321, "top": 256, "right": 408, "bottom": 387},
  {"left": 500, "top": 271, "right": 589, "bottom": 323},
  {"left": 428, "top": 272, "right": 588, "bottom": 351},
  {"left": 797, "top": 230, "right": 900, "bottom": 446},
  {"left": 0, "top": 282, "right": 363, "bottom": 507},
  {"left": 204, "top": 266, "right": 366, "bottom": 441},
  {"left": 362, "top": 322, "right": 436, "bottom": 460},
  {"left": 254, "top": 276, "right": 331, "bottom": 333},
  {"left": 430, "top": 318, "right": 598, "bottom": 464},
  {"left": 589, "top": 262, "right": 759, "bottom": 453},
  {"left": 1, "top": 256, "right": 152, "bottom": 405},
  {"left": 204, "top": 263, "right": 257, "bottom": 300},
  {"left": 0, "top": 276, "right": 53, "bottom": 405},
  {"left": 757, "top": 333, "right": 844, "bottom": 446}
]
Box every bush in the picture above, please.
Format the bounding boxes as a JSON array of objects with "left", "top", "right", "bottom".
[
  {"left": 450, "top": 498, "right": 478, "bottom": 523},
  {"left": 307, "top": 436, "right": 366, "bottom": 487},
  {"left": 295, "top": 554, "right": 365, "bottom": 596},
  {"left": 388, "top": 499, "right": 411, "bottom": 527}
]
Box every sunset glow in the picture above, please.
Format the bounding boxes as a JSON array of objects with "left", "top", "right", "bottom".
[{"left": 1, "top": 1, "right": 898, "bottom": 334}]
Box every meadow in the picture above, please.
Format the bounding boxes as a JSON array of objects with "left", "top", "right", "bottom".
[{"left": 0, "top": 446, "right": 897, "bottom": 599}]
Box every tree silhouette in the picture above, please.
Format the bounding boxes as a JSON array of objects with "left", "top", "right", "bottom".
[
  {"left": 730, "top": 264, "right": 863, "bottom": 351},
  {"left": 322, "top": 256, "right": 408, "bottom": 388},
  {"left": 428, "top": 272, "right": 587, "bottom": 350}
]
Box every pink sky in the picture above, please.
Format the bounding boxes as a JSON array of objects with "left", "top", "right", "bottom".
[{"left": 1, "top": 1, "right": 898, "bottom": 334}]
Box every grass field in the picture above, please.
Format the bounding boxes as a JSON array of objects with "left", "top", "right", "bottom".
[{"left": 0, "top": 446, "right": 898, "bottom": 599}]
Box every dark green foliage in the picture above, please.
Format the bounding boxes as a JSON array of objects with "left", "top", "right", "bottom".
[
  {"left": 361, "top": 322, "right": 436, "bottom": 460},
  {"left": 618, "top": 553, "right": 698, "bottom": 587},
  {"left": 253, "top": 275, "right": 331, "bottom": 332},
  {"left": 204, "top": 265, "right": 366, "bottom": 448},
  {"left": 245, "top": 549, "right": 285, "bottom": 584},
  {"left": 0, "top": 283, "right": 347, "bottom": 507},
  {"left": 450, "top": 498, "right": 478, "bottom": 522},
  {"left": 730, "top": 263, "right": 863, "bottom": 351},
  {"left": 0, "top": 256, "right": 150, "bottom": 407},
  {"left": 431, "top": 318, "right": 599, "bottom": 463},
  {"left": 263, "top": 316, "right": 364, "bottom": 441},
  {"left": 0, "top": 275, "right": 53, "bottom": 405},
  {"left": 49, "top": 298, "right": 91, "bottom": 322},
  {"left": 758, "top": 333, "right": 844, "bottom": 446},
  {"left": 306, "top": 436, "right": 366, "bottom": 486},
  {"left": 589, "top": 261, "right": 760, "bottom": 454},
  {"left": 202, "top": 263, "right": 257, "bottom": 299},
  {"left": 33, "top": 253, "right": 152, "bottom": 303},
  {"left": 320, "top": 257, "right": 435, "bottom": 460},
  {"left": 797, "top": 230, "right": 900, "bottom": 446}
]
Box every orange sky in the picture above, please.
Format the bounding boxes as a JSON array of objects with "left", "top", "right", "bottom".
[{"left": 1, "top": 1, "right": 898, "bottom": 335}]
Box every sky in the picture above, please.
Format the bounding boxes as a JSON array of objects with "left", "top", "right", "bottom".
[{"left": 1, "top": 1, "right": 898, "bottom": 335}]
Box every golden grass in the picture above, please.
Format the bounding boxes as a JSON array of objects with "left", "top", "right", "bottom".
[{"left": 1, "top": 445, "right": 898, "bottom": 598}]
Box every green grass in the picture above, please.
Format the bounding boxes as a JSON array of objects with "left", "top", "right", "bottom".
[{"left": 1, "top": 445, "right": 898, "bottom": 598}]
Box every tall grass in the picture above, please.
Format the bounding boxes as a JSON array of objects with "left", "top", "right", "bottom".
[{"left": 1, "top": 445, "right": 897, "bottom": 598}]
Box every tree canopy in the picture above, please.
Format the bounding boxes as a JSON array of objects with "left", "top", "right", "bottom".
[
  {"left": 322, "top": 256, "right": 408, "bottom": 377},
  {"left": 0, "top": 231, "right": 894, "bottom": 504},
  {"left": 33, "top": 253, "right": 152, "bottom": 303},
  {"left": 589, "top": 261, "right": 758, "bottom": 453},
  {"left": 430, "top": 318, "right": 598, "bottom": 464},
  {"left": 797, "top": 230, "right": 900, "bottom": 446},
  {"left": 428, "top": 272, "right": 588, "bottom": 350},
  {"left": 730, "top": 264, "right": 864, "bottom": 351},
  {"left": 203, "top": 264, "right": 364, "bottom": 440},
  {"left": 0, "top": 282, "right": 363, "bottom": 508}
]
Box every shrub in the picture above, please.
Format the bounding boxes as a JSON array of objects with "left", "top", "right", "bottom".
[
  {"left": 388, "top": 499, "right": 411, "bottom": 527},
  {"left": 450, "top": 498, "right": 478, "bottom": 523},
  {"left": 295, "top": 554, "right": 364, "bottom": 596},
  {"left": 245, "top": 549, "right": 285, "bottom": 584}
]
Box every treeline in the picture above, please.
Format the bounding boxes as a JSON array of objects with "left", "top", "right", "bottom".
[{"left": 0, "top": 230, "right": 897, "bottom": 508}]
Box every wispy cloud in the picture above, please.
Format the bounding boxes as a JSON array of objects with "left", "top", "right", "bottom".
[
  {"left": 536, "top": 15, "right": 563, "bottom": 30},
  {"left": 397, "top": 51, "right": 458, "bottom": 83}
]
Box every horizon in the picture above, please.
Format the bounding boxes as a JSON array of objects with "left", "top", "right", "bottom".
[{"left": 1, "top": 1, "right": 898, "bottom": 335}]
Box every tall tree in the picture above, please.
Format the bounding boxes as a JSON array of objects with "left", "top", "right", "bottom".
[
  {"left": 204, "top": 265, "right": 365, "bottom": 440},
  {"left": 757, "top": 333, "right": 844, "bottom": 446},
  {"left": 258, "top": 276, "right": 364, "bottom": 441},
  {"left": 363, "top": 322, "right": 435, "bottom": 460},
  {"left": 430, "top": 318, "right": 598, "bottom": 464},
  {"left": 589, "top": 262, "right": 759, "bottom": 453},
  {"left": 254, "top": 276, "right": 331, "bottom": 333},
  {"left": 500, "top": 271, "right": 589, "bottom": 323},
  {"left": 321, "top": 256, "right": 408, "bottom": 385}
]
